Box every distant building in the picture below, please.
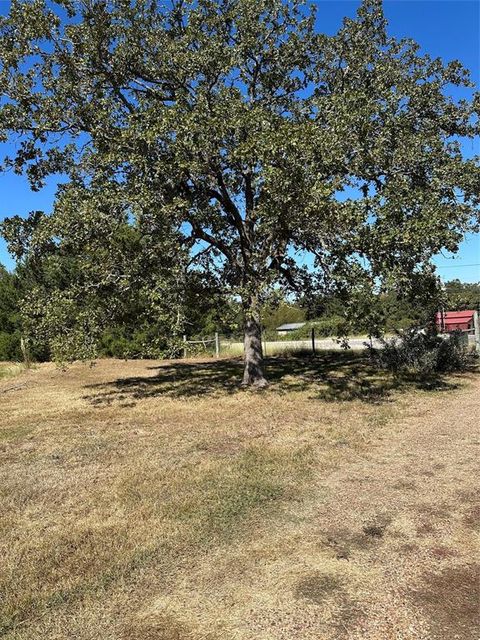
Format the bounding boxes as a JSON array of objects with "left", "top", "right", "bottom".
[
  {"left": 435, "top": 310, "right": 475, "bottom": 333},
  {"left": 276, "top": 322, "right": 306, "bottom": 335}
]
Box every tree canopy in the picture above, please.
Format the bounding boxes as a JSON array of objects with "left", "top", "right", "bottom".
[
  {"left": 444, "top": 279, "right": 480, "bottom": 311},
  {"left": 0, "top": 0, "right": 478, "bottom": 383}
]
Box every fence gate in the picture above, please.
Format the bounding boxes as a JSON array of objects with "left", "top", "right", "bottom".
[{"left": 182, "top": 332, "right": 220, "bottom": 358}]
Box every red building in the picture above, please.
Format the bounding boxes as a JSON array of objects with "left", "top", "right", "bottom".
[{"left": 435, "top": 310, "right": 475, "bottom": 333}]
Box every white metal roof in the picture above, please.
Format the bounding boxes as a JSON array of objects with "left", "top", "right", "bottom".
[{"left": 276, "top": 322, "right": 306, "bottom": 331}]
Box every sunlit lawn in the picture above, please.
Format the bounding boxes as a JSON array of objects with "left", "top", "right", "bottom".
[{"left": 1, "top": 353, "right": 478, "bottom": 639}]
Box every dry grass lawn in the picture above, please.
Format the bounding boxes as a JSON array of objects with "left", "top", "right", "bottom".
[{"left": 1, "top": 354, "right": 479, "bottom": 639}]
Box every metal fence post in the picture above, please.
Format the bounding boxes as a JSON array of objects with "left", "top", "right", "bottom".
[
  {"left": 474, "top": 310, "right": 480, "bottom": 353},
  {"left": 215, "top": 332, "right": 220, "bottom": 358},
  {"left": 311, "top": 327, "right": 316, "bottom": 356}
]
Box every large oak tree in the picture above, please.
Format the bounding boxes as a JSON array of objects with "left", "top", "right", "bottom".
[{"left": 0, "top": 0, "right": 478, "bottom": 384}]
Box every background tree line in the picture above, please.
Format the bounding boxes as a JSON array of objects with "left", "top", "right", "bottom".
[{"left": 1, "top": 260, "right": 478, "bottom": 362}]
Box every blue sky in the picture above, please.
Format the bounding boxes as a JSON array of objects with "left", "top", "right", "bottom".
[{"left": 0, "top": 0, "right": 479, "bottom": 282}]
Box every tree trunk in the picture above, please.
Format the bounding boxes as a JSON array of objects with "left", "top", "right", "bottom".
[{"left": 242, "top": 302, "right": 268, "bottom": 387}]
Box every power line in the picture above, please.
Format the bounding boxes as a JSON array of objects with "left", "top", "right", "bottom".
[{"left": 435, "top": 263, "right": 480, "bottom": 269}]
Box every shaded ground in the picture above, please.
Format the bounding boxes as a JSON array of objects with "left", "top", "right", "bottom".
[
  {"left": 83, "top": 351, "right": 458, "bottom": 404},
  {"left": 0, "top": 356, "right": 479, "bottom": 639}
]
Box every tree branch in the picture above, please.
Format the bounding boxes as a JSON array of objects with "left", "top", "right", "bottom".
[
  {"left": 213, "top": 169, "right": 251, "bottom": 267},
  {"left": 188, "top": 219, "right": 238, "bottom": 268}
]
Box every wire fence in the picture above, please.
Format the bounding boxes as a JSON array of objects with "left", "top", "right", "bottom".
[
  {"left": 181, "top": 326, "right": 480, "bottom": 359},
  {"left": 182, "top": 333, "right": 220, "bottom": 358},
  {"left": 181, "top": 329, "right": 383, "bottom": 359}
]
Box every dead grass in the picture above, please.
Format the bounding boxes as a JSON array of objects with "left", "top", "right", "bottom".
[{"left": 0, "top": 354, "right": 479, "bottom": 639}]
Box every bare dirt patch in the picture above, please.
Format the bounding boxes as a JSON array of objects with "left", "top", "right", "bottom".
[
  {"left": 120, "top": 613, "right": 217, "bottom": 640},
  {"left": 295, "top": 573, "right": 343, "bottom": 604},
  {"left": 294, "top": 572, "right": 363, "bottom": 638},
  {"left": 463, "top": 505, "right": 480, "bottom": 531},
  {"left": 414, "top": 564, "right": 480, "bottom": 640}
]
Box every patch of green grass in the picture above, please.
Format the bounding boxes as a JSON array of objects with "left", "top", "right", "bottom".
[
  {"left": 0, "top": 425, "right": 33, "bottom": 442},
  {"left": 120, "top": 445, "right": 314, "bottom": 545},
  {"left": 367, "top": 406, "right": 396, "bottom": 429},
  {"left": 166, "top": 446, "right": 314, "bottom": 541},
  {"left": 0, "top": 362, "right": 24, "bottom": 380}
]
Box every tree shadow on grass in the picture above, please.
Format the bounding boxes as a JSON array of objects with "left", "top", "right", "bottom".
[{"left": 83, "top": 351, "right": 466, "bottom": 407}]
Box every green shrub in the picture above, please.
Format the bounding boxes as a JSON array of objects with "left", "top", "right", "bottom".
[
  {"left": 371, "top": 329, "right": 471, "bottom": 375},
  {"left": 314, "top": 316, "right": 348, "bottom": 337},
  {"left": 263, "top": 317, "right": 348, "bottom": 341},
  {"left": 0, "top": 331, "right": 22, "bottom": 361},
  {"left": 99, "top": 326, "right": 182, "bottom": 359},
  {"left": 385, "top": 316, "right": 416, "bottom": 333},
  {"left": 99, "top": 328, "right": 132, "bottom": 358}
]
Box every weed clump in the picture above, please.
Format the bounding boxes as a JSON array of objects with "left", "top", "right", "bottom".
[{"left": 370, "top": 329, "right": 472, "bottom": 375}]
